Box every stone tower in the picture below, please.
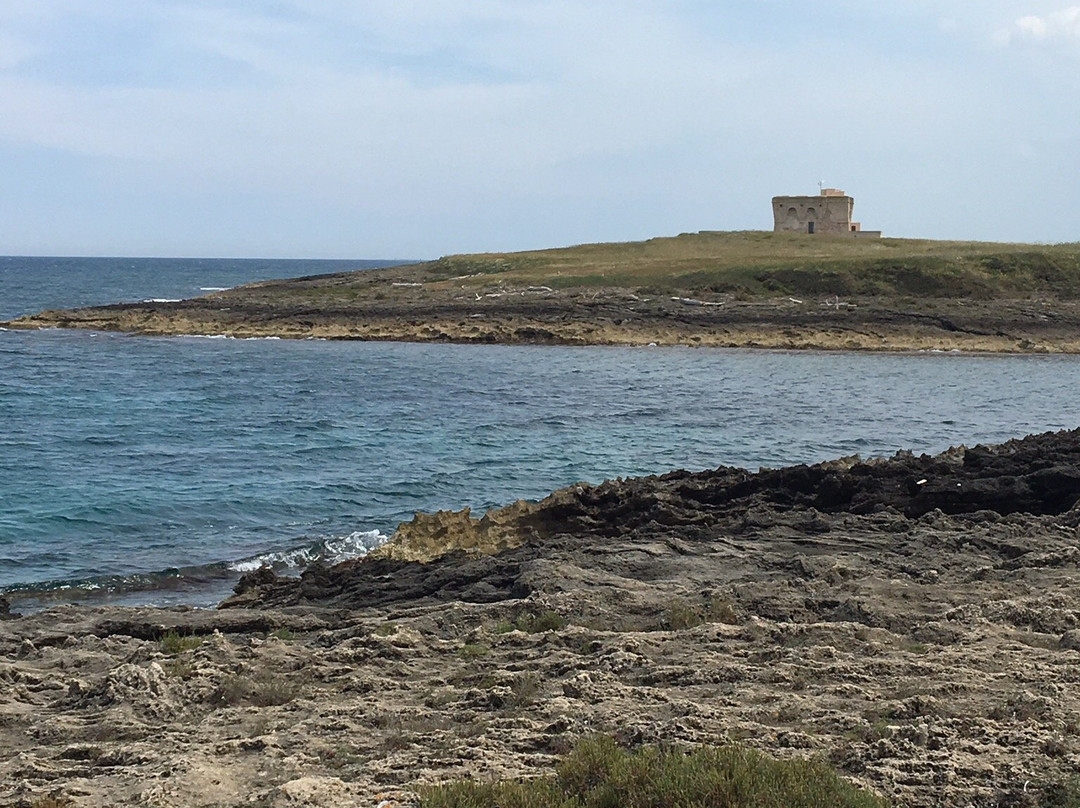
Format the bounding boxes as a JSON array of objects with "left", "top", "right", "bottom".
[{"left": 771, "top": 189, "right": 879, "bottom": 237}]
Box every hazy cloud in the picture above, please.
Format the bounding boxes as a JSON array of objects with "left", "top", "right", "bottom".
[
  {"left": 1005, "top": 6, "right": 1080, "bottom": 42},
  {"left": 0, "top": 2, "right": 1077, "bottom": 256}
]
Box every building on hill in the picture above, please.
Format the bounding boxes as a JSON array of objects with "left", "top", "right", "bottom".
[{"left": 772, "top": 189, "right": 881, "bottom": 237}]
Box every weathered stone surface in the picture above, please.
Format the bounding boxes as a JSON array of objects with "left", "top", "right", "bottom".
[{"left": 4, "top": 429, "right": 1080, "bottom": 807}]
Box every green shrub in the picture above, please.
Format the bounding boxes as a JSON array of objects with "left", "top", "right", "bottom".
[
  {"left": 1043, "top": 778, "right": 1080, "bottom": 807},
  {"left": 458, "top": 643, "right": 490, "bottom": 660},
  {"left": 507, "top": 672, "right": 540, "bottom": 710},
  {"left": 516, "top": 610, "right": 567, "bottom": 633},
  {"left": 160, "top": 630, "right": 203, "bottom": 655},
  {"left": 420, "top": 734, "right": 889, "bottom": 808},
  {"left": 664, "top": 596, "right": 739, "bottom": 631},
  {"left": 664, "top": 599, "right": 704, "bottom": 630}
]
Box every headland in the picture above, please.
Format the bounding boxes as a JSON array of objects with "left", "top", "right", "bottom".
[{"left": 6, "top": 232, "right": 1080, "bottom": 352}]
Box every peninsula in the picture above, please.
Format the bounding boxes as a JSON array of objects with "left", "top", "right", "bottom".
[{"left": 6, "top": 231, "right": 1080, "bottom": 352}]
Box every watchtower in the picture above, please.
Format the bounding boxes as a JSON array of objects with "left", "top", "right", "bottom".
[{"left": 771, "top": 189, "right": 879, "bottom": 237}]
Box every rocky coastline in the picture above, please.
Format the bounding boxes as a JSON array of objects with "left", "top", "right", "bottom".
[
  {"left": 4, "top": 429, "right": 1080, "bottom": 807},
  {"left": 6, "top": 232, "right": 1080, "bottom": 353},
  {"left": 7, "top": 285, "right": 1080, "bottom": 354}
]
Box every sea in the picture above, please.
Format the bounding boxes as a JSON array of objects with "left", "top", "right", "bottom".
[{"left": 2, "top": 256, "right": 1079, "bottom": 611}]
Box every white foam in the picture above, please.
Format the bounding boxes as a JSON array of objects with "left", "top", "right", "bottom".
[
  {"left": 227, "top": 529, "right": 387, "bottom": 573},
  {"left": 142, "top": 298, "right": 181, "bottom": 303},
  {"left": 200, "top": 287, "right": 230, "bottom": 292}
]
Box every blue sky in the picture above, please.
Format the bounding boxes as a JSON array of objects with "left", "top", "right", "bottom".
[{"left": 1, "top": 1, "right": 1078, "bottom": 258}]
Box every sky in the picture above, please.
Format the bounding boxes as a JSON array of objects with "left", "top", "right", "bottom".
[{"left": 0, "top": 2, "right": 1078, "bottom": 258}]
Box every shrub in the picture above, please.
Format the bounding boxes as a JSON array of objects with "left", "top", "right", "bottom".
[
  {"left": 507, "top": 672, "right": 540, "bottom": 710},
  {"left": 29, "top": 798, "right": 74, "bottom": 808},
  {"left": 516, "top": 610, "right": 567, "bottom": 633},
  {"left": 419, "top": 734, "right": 889, "bottom": 808},
  {"left": 664, "top": 596, "right": 739, "bottom": 631},
  {"left": 211, "top": 673, "right": 299, "bottom": 708},
  {"left": 458, "top": 643, "right": 490, "bottom": 660},
  {"left": 160, "top": 630, "right": 203, "bottom": 655},
  {"left": 1042, "top": 778, "right": 1080, "bottom": 807},
  {"left": 664, "top": 599, "right": 704, "bottom": 630}
]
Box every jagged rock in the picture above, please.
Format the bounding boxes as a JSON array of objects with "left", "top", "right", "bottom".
[
  {"left": 234, "top": 564, "right": 279, "bottom": 594},
  {"left": 5, "top": 429, "right": 1080, "bottom": 808}
]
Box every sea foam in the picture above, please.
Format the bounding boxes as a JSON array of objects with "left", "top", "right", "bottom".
[{"left": 227, "top": 530, "right": 388, "bottom": 574}]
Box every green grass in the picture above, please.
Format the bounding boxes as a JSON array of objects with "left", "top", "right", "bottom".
[
  {"left": 419, "top": 734, "right": 890, "bottom": 808},
  {"left": 159, "top": 630, "right": 203, "bottom": 655},
  {"left": 406, "top": 232, "right": 1080, "bottom": 296},
  {"left": 457, "top": 643, "right": 491, "bottom": 660},
  {"left": 515, "top": 610, "right": 567, "bottom": 633},
  {"left": 243, "top": 231, "right": 1080, "bottom": 305}
]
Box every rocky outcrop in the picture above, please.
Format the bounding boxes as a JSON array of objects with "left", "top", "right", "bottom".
[
  {"left": 5, "top": 430, "right": 1080, "bottom": 807},
  {"left": 224, "top": 429, "right": 1080, "bottom": 613}
]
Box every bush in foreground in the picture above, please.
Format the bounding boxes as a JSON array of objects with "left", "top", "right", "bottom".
[{"left": 420, "top": 734, "right": 888, "bottom": 808}]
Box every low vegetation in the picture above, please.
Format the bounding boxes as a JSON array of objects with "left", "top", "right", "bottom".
[
  {"left": 211, "top": 672, "right": 299, "bottom": 708},
  {"left": 159, "top": 630, "right": 203, "bottom": 655},
  {"left": 408, "top": 231, "right": 1080, "bottom": 299},
  {"left": 664, "top": 595, "right": 739, "bottom": 630},
  {"left": 514, "top": 609, "right": 568, "bottom": 633},
  {"left": 419, "top": 734, "right": 890, "bottom": 808}
]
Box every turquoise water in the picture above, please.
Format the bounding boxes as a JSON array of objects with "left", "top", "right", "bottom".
[{"left": 2, "top": 257, "right": 1079, "bottom": 608}]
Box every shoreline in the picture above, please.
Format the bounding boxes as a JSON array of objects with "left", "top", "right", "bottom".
[
  {"left": 10, "top": 321, "right": 1080, "bottom": 358},
  {"left": 6, "top": 231, "right": 1080, "bottom": 354},
  {"left": 7, "top": 295, "right": 1080, "bottom": 355},
  {"left": 4, "top": 429, "right": 1080, "bottom": 807}
]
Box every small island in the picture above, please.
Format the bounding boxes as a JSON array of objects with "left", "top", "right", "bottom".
[{"left": 7, "top": 231, "right": 1080, "bottom": 353}]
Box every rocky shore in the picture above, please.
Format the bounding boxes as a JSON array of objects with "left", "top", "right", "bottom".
[
  {"left": 8, "top": 282, "right": 1080, "bottom": 354},
  {"left": 6, "top": 232, "right": 1080, "bottom": 352},
  {"left": 4, "top": 430, "right": 1080, "bottom": 807}
]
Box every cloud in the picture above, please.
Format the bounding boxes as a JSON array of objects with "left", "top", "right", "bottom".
[
  {"left": 1004, "top": 6, "right": 1080, "bottom": 42},
  {"left": 1, "top": 2, "right": 1079, "bottom": 254}
]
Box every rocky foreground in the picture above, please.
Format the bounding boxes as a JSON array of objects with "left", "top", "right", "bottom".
[{"left": 4, "top": 430, "right": 1080, "bottom": 807}]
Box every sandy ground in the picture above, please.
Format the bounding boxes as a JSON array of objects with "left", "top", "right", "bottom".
[{"left": 4, "top": 430, "right": 1080, "bottom": 807}]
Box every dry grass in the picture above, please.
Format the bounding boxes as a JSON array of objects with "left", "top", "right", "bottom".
[
  {"left": 251, "top": 230, "right": 1080, "bottom": 303},
  {"left": 415, "top": 231, "right": 1080, "bottom": 296}
]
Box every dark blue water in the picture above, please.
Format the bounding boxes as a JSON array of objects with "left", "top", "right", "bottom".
[{"left": 2, "top": 257, "right": 1079, "bottom": 609}]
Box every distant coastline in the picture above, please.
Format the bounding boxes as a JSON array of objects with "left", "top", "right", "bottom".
[{"left": 6, "top": 231, "right": 1080, "bottom": 353}]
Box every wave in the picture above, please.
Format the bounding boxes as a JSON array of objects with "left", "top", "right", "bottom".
[
  {"left": 2, "top": 529, "right": 388, "bottom": 610},
  {"left": 141, "top": 298, "right": 182, "bottom": 303},
  {"left": 172, "top": 334, "right": 283, "bottom": 341},
  {"left": 199, "top": 287, "right": 230, "bottom": 292},
  {"left": 227, "top": 529, "right": 386, "bottom": 573}
]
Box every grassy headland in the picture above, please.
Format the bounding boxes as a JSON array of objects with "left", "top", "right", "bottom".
[{"left": 7, "top": 231, "right": 1080, "bottom": 352}]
